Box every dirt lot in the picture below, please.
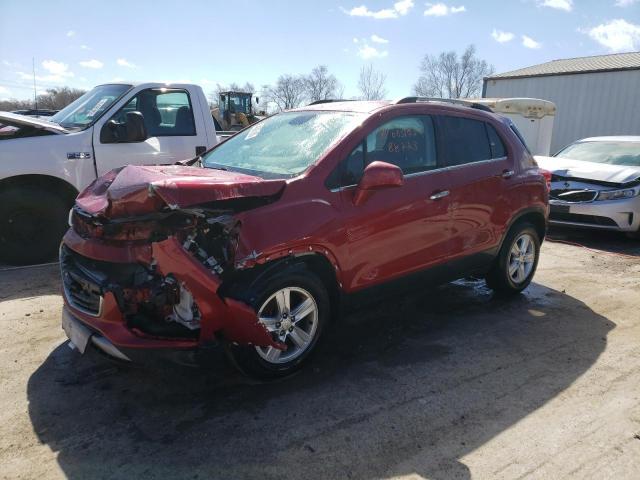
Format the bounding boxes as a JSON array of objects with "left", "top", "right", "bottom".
[{"left": 1, "top": 228, "right": 639, "bottom": 480}]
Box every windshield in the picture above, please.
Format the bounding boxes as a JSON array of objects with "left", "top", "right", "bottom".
[
  {"left": 556, "top": 141, "right": 640, "bottom": 167},
  {"left": 51, "top": 84, "right": 131, "bottom": 129},
  {"left": 202, "top": 111, "right": 366, "bottom": 178}
]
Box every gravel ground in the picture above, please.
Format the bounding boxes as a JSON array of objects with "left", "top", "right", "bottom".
[{"left": 1, "top": 229, "right": 639, "bottom": 480}]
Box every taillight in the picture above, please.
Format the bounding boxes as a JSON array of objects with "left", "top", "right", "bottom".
[{"left": 539, "top": 168, "right": 552, "bottom": 191}]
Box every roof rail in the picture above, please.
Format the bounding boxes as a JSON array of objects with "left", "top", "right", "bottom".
[
  {"left": 307, "top": 99, "right": 354, "bottom": 105},
  {"left": 394, "top": 97, "right": 493, "bottom": 113}
]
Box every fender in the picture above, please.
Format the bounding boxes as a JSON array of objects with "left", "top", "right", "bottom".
[{"left": 497, "top": 206, "right": 548, "bottom": 253}]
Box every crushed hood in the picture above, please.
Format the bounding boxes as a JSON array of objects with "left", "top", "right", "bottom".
[
  {"left": 0, "top": 111, "right": 68, "bottom": 133},
  {"left": 76, "top": 164, "right": 286, "bottom": 218},
  {"left": 535, "top": 156, "right": 640, "bottom": 186}
]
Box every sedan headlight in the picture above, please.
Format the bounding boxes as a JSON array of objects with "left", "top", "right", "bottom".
[{"left": 596, "top": 188, "right": 638, "bottom": 201}]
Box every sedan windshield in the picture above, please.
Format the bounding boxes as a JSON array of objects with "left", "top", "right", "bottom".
[
  {"left": 202, "top": 111, "right": 366, "bottom": 178},
  {"left": 51, "top": 84, "right": 131, "bottom": 129},
  {"left": 556, "top": 141, "right": 640, "bottom": 167}
]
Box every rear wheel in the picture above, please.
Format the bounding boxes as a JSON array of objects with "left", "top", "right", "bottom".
[
  {"left": 0, "top": 186, "right": 70, "bottom": 265},
  {"left": 486, "top": 222, "right": 540, "bottom": 294},
  {"left": 227, "top": 266, "right": 329, "bottom": 379}
]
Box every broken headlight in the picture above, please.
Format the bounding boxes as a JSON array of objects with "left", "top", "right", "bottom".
[{"left": 596, "top": 188, "right": 638, "bottom": 201}]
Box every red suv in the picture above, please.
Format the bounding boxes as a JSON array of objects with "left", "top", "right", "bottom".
[{"left": 60, "top": 98, "right": 548, "bottom": 378}]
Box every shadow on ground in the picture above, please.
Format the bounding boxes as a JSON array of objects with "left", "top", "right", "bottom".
[
  {"left": 547, "top": 226, "right": 640, "bottom": 257},
  {"left": 28, "top": 279, "right": 613, "bottom": 479},
  {"left": 0, "top": 264, "right": 61, "bottom": 301}
]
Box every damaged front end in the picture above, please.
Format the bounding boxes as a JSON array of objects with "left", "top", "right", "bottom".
[{"left": 60, "top": 164, "right": 287, "bottom": 357}]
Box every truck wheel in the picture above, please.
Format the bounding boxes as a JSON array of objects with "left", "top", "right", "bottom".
[
  {"left": 485, "top": 222, "right": 541, "bottom": 295},
  {"left": 0, "top": 186, "right": 70, "bottom": 265},
  {"left": 226, "top": 265, "right": 330, "bottom": 379}
]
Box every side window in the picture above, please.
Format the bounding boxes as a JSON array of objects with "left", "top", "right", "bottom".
[
  {"left": 486, "top": 123, "right": 507, "bottom": 158},
  {"left": 326, "top": 116, "right": 438, "bottom": 189},
  {"left": 366, "top": 116, "right": 436, "bottom": 175},
  {"left": 108, "top": 89, "right": 196, "bottom": 138},
  {"left": 438, "top": 116, "right": 491, "bottom": 166}
]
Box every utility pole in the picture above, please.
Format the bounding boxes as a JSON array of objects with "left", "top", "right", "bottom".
[{"left": 32, "top": 57, "right": 37, "bottom": 109}]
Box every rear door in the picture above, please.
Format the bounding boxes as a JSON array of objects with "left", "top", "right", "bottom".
[
  {"left": 436, "top": 114, "right": 516, "bottom": 261},
  {"left": 328, "top": 114, "right": 452, "bottom": 291},
  {"left": 92, "top": 88, "right": 209, "bottom": 175}
]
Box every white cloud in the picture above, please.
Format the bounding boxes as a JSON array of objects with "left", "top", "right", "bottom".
[
  {"left": 587, "top": 19, "right": 640, "bottom": 52},
  {"left": 343, "top": 0, "right": 414, "bottom": 19},
  {"left": 42, "top": 60, "right": 70, "bottom": 76},
  {"left": 394, "top": 0, "right": 414, "bottom": 15},
  {"left": 358, "top": 44, "right": 389, "bottom": 59},
  {"left": 16, "top": 59, "right": 75, "bottom": 83},
  {"left": 116, "top": 58, "right": 136, "bottom": 68},
  {"left": 491, "top": 28, "right": 515, "bottom": 43},
  {"left": 424, "top": 3, "right": 466, "bottom": 16},
  {"left": 615, "top": 0, "right": 637, "bottom": 5},
  {"left": 538, "top": 0, "right": 572, "bottom": 11},
  {"left": 0, "top": 86, "right": 9, "bottom": 94},
  {"left": 492, "top": 29, "right": 515, "bottom": 43},
  {"left": 371, "top": 34, "right": 389, "bottom": 43},
  {"left": 522, "top": 35, "right": 542, "bottom": 49},
  {"left": 66, "top": 30, "right": 75, "bottom": 37},
  {"left": 79, "top": 59, "right": 103, "bottom": 69},
  {"left": 80, "top": 44, "right": 90, "bottom": 50}
]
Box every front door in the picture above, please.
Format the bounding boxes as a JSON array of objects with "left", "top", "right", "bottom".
[
  {"left": 329, "top": 114, "right": 453, "bottom": 292},
  {"left": 93, "top": 88, "right": 209, "bottom": 175}
]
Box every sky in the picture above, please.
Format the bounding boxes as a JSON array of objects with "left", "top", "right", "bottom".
[{"left": 1, "top": 0, "right": 639, "bottom": 102}]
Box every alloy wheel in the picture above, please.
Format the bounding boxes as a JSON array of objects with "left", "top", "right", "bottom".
[
  {"left": 255, "top": 287, "right": 319, "bottom": 364},
  {"left": 508, "top": 233, "right": 536, "bottom": 284}
]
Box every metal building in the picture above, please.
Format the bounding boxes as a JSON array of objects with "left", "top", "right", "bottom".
[{"left": 483, "top": 52, "right": 640, "bottom": 153}]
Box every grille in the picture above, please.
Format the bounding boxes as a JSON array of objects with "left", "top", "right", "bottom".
[
  {"left": 60, "top": 247, "right": 103, "bottom": 316},
  {"left": 549, "top": 211, "right": 618, "bottom": 227},
  {"left": 63, "top": 270, "right": 102, "bottom": 315},
  {"left": 550, "top": 189, "right": 598, "bottom": 203}
]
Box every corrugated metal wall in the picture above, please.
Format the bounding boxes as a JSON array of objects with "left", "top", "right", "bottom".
[{"left": 483, "top": 70, "right": 640, "bottom": 153}]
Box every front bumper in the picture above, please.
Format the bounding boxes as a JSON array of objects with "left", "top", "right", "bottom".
[
  {"left": 60, "top": 230, "right": 281, "bottom": 360},
  {"left": 549, "top": 197, "right": 640, "bottom": 232}
]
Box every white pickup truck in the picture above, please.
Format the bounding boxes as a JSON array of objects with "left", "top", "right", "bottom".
[{"left": 0, "top": 82, "right": 220, "bottom": 265}]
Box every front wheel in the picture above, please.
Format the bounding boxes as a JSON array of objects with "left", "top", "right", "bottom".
[
  {"left": 486, "top": 222, "right": 541, "bottom": 294},
  {"left": 0, "top": 186, "right": 70, "bottom": 265},
  {"left": 227, "top": 267, "right": 330, "bottom": 379}
]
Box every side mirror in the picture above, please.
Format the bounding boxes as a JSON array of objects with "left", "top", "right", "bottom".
[
  {"left": 353, "top": 161, "right": 404, "bottom": 206},
  {"left": 124, "top": 111, "right": 147, "bottom": 142}
]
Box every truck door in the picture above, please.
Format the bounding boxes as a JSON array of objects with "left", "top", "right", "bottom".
[{"left": 92, "top": 87, "right": 209, "bottom": 175}]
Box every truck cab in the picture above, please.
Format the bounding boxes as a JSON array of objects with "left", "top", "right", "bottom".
[{"left": 0, "top": 82, "right": 218, "bottom": 265}]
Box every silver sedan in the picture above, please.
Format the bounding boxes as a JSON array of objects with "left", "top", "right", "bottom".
[{"left": 536, "top": 136, "right": 640, "bottom": 235}]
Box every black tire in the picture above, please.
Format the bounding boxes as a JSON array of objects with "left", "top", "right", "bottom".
[
  {"left": 0, "top": 186, "right": 70, "bottom": 265},
  {"left": 225, "top": 264, "right": 330, "bottom": 379},
  {"left": 486, "top": 222, "right": 541, "bottom": 294}
]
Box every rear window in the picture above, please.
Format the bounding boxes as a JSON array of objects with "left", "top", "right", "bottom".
[{"left": 438, "top": 116, "right": 491, "bottom": 166}]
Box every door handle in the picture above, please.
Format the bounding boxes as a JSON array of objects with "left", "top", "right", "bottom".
[
  {"left": 501, "top": 169, "right": 515, "bottom": 179},
  {"left": 429, "top": 190, "right": 450, "bottom": 200}
]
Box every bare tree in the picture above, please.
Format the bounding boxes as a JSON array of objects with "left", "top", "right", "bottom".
[
  {"left": 35, "top": 87, "right": 86, "bottom": 110},
  {"left": 0, "top": 87, "right": 85, "bottom": 111},
  {"left": 358, "top": 64, "right": 387, "bottom": 100},
  {"left": 264, "top": 74, "right": 306, "bottom": 111},
  {"left": 413, "top": 45, "right": 494, "bottom": 99},
  {"left": 304, "top": 65, "right": 342, "bottom": 102}
]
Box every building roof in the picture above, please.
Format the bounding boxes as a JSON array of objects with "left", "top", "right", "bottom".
[{"left": 487, "top": 51, "right": 640, "bottom": 80}]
